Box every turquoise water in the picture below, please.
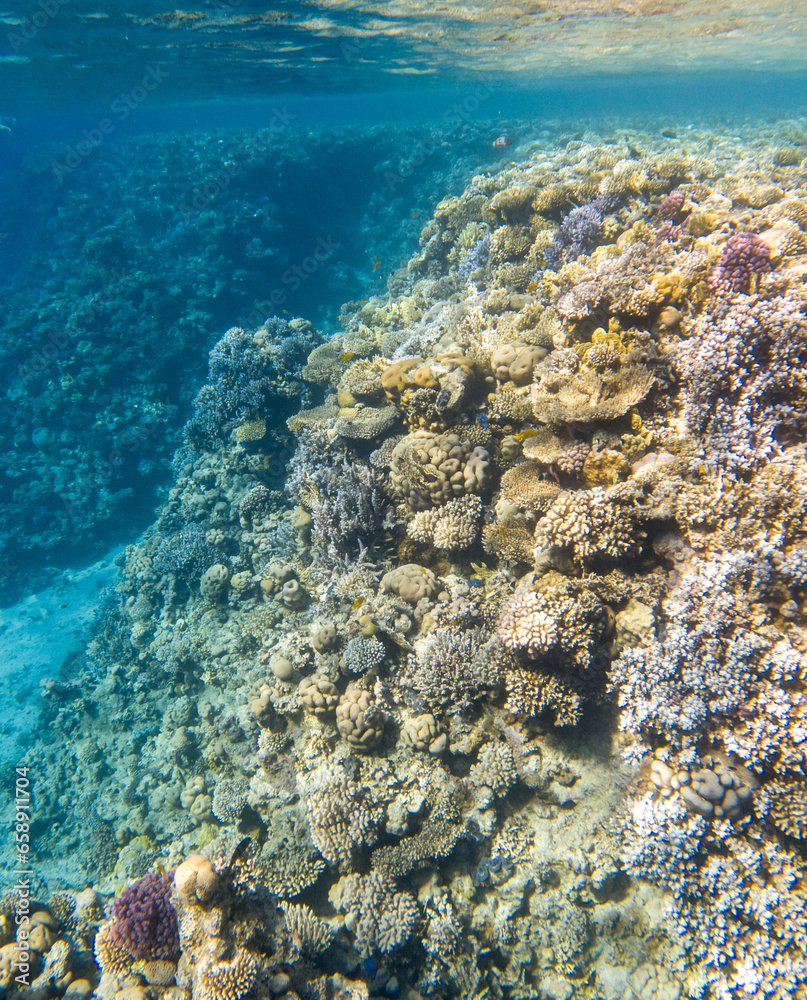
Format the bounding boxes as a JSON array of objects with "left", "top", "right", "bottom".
[{"left": 1, "top": 5, "right": 807, "bottom": 1000}]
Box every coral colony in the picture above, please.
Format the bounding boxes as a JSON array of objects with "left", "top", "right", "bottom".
[{"left": 3, "top": 123, "right": 807, "bottom": 1000}]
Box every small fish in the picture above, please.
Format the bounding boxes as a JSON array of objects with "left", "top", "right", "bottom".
[
  {"left": 514, "top": 428, "right": 538, "bottom": 442},
  {"left": 527, "top": 280, "right": 539, "bottom": 292},
  {"left": 339, "top": 351, "right": 356, "bottom": 362},
  {"left": 359, "top": 298, "right": 369, "bottom": 305},
  {"left": 411, "top": 210, "right": 419, "bottom": 218},
  {"left": 372, "top": 257, "right": 381, "bottom": 272},
  {"left": 352, "top": 597, "right": 364, "bottom": 610},
  {"left": 59, "top": 603, "right": 68, "bottom": 609},
  {"left": 476, "top": 412, "right": 489, "bottom": 430},
  {"left": 492, "top": 135, "right": 512, "bottom": 148}
]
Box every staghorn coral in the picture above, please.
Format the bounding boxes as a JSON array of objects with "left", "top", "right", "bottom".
[
  {"left": 187, "top": 321, "right": 319, "bottom": 448},
  {"left": 610, "top": 547, "right": 805, "bottom": 758},
  {"left": 281, "top": 903, "right": 335, "bottom": 954},
  {"left": 287, "top": 429, "right": 396, "bottom": 568},
  {"left": 343, "top": 635, "right": 386, "bottom": 675},
  {"left": 504, "top": 665, "right": 584, "bottom": 726}
]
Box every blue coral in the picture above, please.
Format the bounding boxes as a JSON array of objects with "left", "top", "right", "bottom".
[
  {"left": 458, "top": 233, "right": 491, "bottom": 283},
  {"left": 186, "top": 320, "right": 320, "bottom": 448}
]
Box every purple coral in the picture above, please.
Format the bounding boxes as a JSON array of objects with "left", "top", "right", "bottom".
[
  {"left": 709, "top": 231, "right": 772, "bottom": 293},
  {"left": 544, "top": 199, "right": 608, "bottom": 269},
  {"left": 675, "top": 291, "right": 807, "bottom": 470},
  {"left": 109, "top": 872, "right": 180, "bottom": 961},
  {"left": 659, "top": 189, "right": 686, "bottom": 219}
]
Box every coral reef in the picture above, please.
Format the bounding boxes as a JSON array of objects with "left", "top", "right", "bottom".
[{"left": 8, "top": 116, "right": 807, "bottom": 1000}]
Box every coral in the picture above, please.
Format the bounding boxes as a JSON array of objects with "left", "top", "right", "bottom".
[
  {"left": 261, "top": 845, "right": 326, "bottom": 898},
  {"left": 650, "top": 756, "right": 755, "bottom": 820},
  {"left": 709, "top": 231, "right": 773, "bottom": 292},
  {"left": 491, "top": 341, "right": 549, "bottom": 385},
  {"left": 94, "top": 922, "right": 135, "bottom": 979},
  {"left": 398, "top": 627, "right": 505, "bottom": 713},
  {"left": 388, "top": 430, "right": 492, "bottom": 510},
  {"left": 504, "top": 665, "right": 583, "bottom": 726},
  {"left": 609, "top": 549, "right": 798, "bottom": 752},
  {"left": 380, "top": 563, "right": 440, "bottom": 602},
  {"left": 187, "top": 321, "right": 319, "bottom": 448},
  {"left": 287, "top": 430, "right": 396, "bottom": 568},
  {"left": 109, "top": 872, "right": 179, "bottom": 962},
  {"left": 499, "top": 463, "right": 561, "bottom": 512},
  {"left": 659, "top": 189, "right": 686, "bottom": 218},
  {"left": 764, "top": 781, "right": 807, "bottom": 841},
  {"left": 298, "top": 674, "right": 340, "bottom": 715},
  {"left": 458, "top": 232, "right": 491, "bottom": 282},
  {"left": 238, "top": 485, "right": 273, "bottom": 528},
  {"left": 531, "top": 348, "right": 655, "bottom": 423},
  {"left": 496, "top": 591, "right": 562, "bottom": 658},
  {"left": 334, "top": 404, "right": 399, "bottom": 440},
  {"left": 338, "top": 872, "right": 419, "bottom": 957},
  {"left": 399, "top": 713, "right": 447, "bottom": 754},
  {"left": 281, "top": 903, "right": 335, "bottom": 954},
  {"left": 153, "top": 524, "right": 219, "bottom": 583},
  {"left": 305, "top": 764, "right": 378, "bottom": 865},
  {"left": 211, "top": 780, "right": 249, "bottom": 824},
  {"left": 197, "top": 950, "right": 257, "bottom": 1000},
  {"left": 372, "top": 793, "right": 464, "bottom": 880},
  {"left": 468, "top": 742, "right": 518, "bottom": 797},
  {"left": 534, "top": 487, "right": 644, "bottom": 561},
  {"left": 675, "top": 291, "right": 807, "bottom": 470},
  {"left": 200, "top": 563, "right": 230, "bottom": 602},
  {"left": 544, "top": 200, "right": 607, "bottom": 268},
  {"left": 408, "top": 494, "right": 482, "bottom": 550},
  {"left": 343, "top": 635, "right": 386, "bottom": 675},
  {"left": 336, "top": 686, "right": 386, "bottom": 751}
]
